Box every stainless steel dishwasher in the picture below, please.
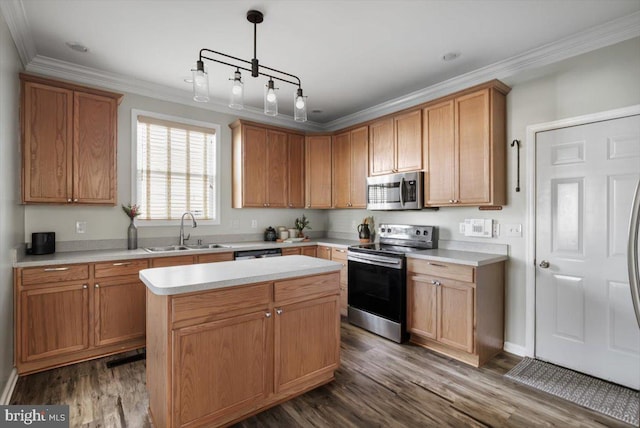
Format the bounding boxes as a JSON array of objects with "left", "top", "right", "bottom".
[{"left": 233, "top": 248, "right": 282, "bottom": 260}]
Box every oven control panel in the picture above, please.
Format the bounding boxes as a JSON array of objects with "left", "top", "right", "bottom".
[{"left": 378, "top": 224, "right": 438, "bottom": 248}]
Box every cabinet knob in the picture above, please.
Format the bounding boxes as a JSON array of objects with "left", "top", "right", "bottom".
[
  {"left": 431, "top": 280, "right": 441, "bottom": 286},
  {"left": 265, "top": 312, "right": 272, "bottom": 318},
  {"left": 73, "top": 198, "right": 78, "bottom": 202},
  {"left": 454, "top": 199, "right": 459, "bottom": 203},
  {"left": 276, "top": 308, "right": 283, "bottom": 315},
  {"left": 95, "top": 284, "right": 99, "bottom": 288},
  {"left": 449, "top": 199, "right": 454, "bottom": 203},
  {"left": 67, "top": 199, "right": 72, "bottom": 202},
  {"left": 82, "top": 284, "right": 88, "bottom": 289}
]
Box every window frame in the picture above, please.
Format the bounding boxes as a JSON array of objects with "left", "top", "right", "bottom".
[{"left": 130, "top": 109, "right": 221, "bottom": 226}]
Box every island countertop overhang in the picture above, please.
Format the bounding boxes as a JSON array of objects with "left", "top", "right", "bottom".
[{"left": 139, "top": 255, "right": 343, "bottom": 295}]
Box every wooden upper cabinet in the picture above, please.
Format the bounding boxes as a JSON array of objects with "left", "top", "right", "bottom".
[
  {"left": 369, "top": 109, "right": 422, "bottom": 176},
  {"left": 231, "top": 120, "right": 303, "bottom": 208},
  {"left": 305, "top": 135, "right": 332, "bottom": 209},
  {"left": 333, "top": 126, "right": 368, "bottom": 208},
  {"left": 423, "top": 82, "right": 509, "bottom": 207},
  {"left": 287, "top": 133, "right": 305, "bottom": 208},
  {"left": 20, "top": 74, "right": 121, "bottom": 205}
]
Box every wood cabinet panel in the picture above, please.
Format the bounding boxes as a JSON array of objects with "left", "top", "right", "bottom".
[
  {"left": 20, "top": 283, "right": 89, "bottom": 361},
  {"left": 281, "top": 247, "right": 302, "bottom": 256},
  {"left": 20, "top": 74, "right": 121, "bottom": 205},
  {"left": 274, "top": 295, "right": 340, "bottom": 394},
  {"left": 305, "top": 135, "right": 332, "bottom": 208},
  {"left": 274, "top": 272, "right": 340, "bottom": 304},
  {"left": 197, "top": 252, "right": 234, "bottom": 263},
  {"left": 287, "top": 133, "right": 305, "bottom": 208},
  {"left": 266, "top": 129, "right": 288, "bottom": 208},
  {"left": 241, "top": 125, "right": 267, "bottom": 207},
  {"left": 21, "top": 264, "right": 89, "bottom": 286},
  {"left": 174, "top": 311, "right": 269, "bottom": 427},
  {"left": 456, "top": 90, "right": 491, "bottom": 204},
  {"left": 395, "top": 109, "right": 422, "bottom": 173},
  {"left": 73, "top": 92, "right": 117, "bottom": 204},
  {"left": 333, "top": 127, "right": 368, "bottom": 208},
  {"left": 94, "top": 259, "right": 148, "bottom": 278},
  {"left": 424, "top": 100, "right": 455, "bottom": 205},
  {"left": 317, "top": 245, "right": 332, "bottom": 260},
  {"left": 369, "top": 118, "right": 395, "bottom": 176},
  {"left": 21, "top": 82, "right": 73, "bottom": 203},
  {"left": 94, "top": 277, "right": 146, "bottom": 347},
  {"left": 437, "top": 278, "right": 474, "bottom": 353},
  {"left": 332, "top": 132, "right": 351, "bottom": 208},
  {"left": 331, "top": 247, "right": 349, "bottom": 316},
  {"left": 350, "top": 126, "right": 369, "bottom": 207},
  {"left": 151, "top": 256, "right": 194, "bottom": 268},
  {"left": 301, "top": 246, "right": 317, "bottom": 257},
  {"left": 407, "top": 258, "right": 474, "bottom": 283},
  {"left": 408, "top": 275, "right": 437, "bottom": 340}
]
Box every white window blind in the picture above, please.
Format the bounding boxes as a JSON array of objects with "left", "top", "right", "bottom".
[{"left": 136, "top": 115, "right": 217, "bottom": 221}]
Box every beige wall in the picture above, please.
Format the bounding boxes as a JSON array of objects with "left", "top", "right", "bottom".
[
  {"left": 0, "top": 9, "right": 24, "bottom": 398},
  {"left": 327, "top": 37, "right": 640, "bottom": 350}
]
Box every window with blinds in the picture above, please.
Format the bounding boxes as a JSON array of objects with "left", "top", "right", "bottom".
[{"left": 135, "top": 114, "right": 218, "bottom": 222}]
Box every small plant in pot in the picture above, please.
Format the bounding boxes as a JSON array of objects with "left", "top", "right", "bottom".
[{"left": 294, "top": 215, "right": 311, "bottom": 238}]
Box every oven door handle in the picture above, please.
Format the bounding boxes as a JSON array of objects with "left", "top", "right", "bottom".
[{"left": 348, "top": 253, "right": 403, "bottom": 269}]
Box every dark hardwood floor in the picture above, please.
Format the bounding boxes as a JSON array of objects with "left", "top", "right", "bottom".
[{"left": 11, "top": 321, "right": 633, "bottom": 427}]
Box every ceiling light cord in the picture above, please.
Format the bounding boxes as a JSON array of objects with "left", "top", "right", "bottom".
[{"left": 193, "top": 10, "right": 307, "bottom": 121}]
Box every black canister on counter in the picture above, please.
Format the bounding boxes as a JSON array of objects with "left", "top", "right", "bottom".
[{"left": 264, "top": 226, "right": 277, "bottom": 241}]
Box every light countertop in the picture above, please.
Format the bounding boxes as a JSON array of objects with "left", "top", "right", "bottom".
[
  {"left": 13, "top": 238, "right": 357, "bottom": 268},
  {"left": 140, "top": 255, "right": 342, "bottom": 295},
  {"left": 407, "top": 249, "right": 508, "bottom": 266}
]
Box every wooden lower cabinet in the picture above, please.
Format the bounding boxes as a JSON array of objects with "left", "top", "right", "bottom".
[
  {"left": 15, "top": 259, "right": 148, "bottom": 374},
  {"left": 330, "top": 247, "right": 349, "bottom": 316},
  {"left": 281, "top": 247, "right": 301, "bottom": 256},
  {"left": 301, "top": 246, "right": 317, "bottom": 257},
  {"left": 407, "top": 258, "right": 504, "bottom": 367},
  {"left": 146, "top": 272, "right": 340, "bottom": 428},
  {"left": 317, "top": 245, "right": 332, "bottom": 260}
]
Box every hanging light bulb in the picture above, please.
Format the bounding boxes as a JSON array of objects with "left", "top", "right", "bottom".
[
  {"left": 294, "top": 87, "right": 307, "bottom": 122},
  {"left": 264, "top": 78, "right": 278, "bottom": 116},
  {"left": 192, "top": 60, "right": 209, "bottom": 102},
  {"left": 229, "top": 69, "right": 244, "bottom": 110}
]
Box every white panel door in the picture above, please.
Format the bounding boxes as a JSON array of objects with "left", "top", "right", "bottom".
[{"left": 536, "top": 114, "right": 640, "bottom": 389}]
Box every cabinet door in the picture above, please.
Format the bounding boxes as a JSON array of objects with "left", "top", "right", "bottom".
[
  {"left": 94, "top": 277, "right": 146, "bottom": 347},
  {"left": 73, "top": 91, "right": 117, "bottom": 204},
  {"left": 287, "top": 133, "right": 305, "bottom": 208},
  {"left": 301, "top": 246, "right": 317, "bottom": 257},
  {"left": 456, "top": 90, "right": 491, "bottom": 204},
  {"left": 20, "top": 283, "right": 89, "bottom": 362},
  {"left": 331, "top": 248, "right": 349, "bottom": 317},
  {"left": 242, "top": 125, "right": 268, "bottom": 207},
  {"left": 317, "top": 246, "right": 332, "bottom": 260},
  {"left": 173, "top": 311, "right": 270, "bottom": 427},
  {"left": 274, "top": 295, "right": 340, "bottom": 394},
  {"left": 332, "top": 131, "right": 351, "bottom": 208},
  {"left": 305, "top": 135, "right": 332, "bottom": 208},
  {"left": 281, "top": 247, "right": 302, "bottom": 256},
  {"left": 437, "top": 278, "right": 474, "bottom": 353},
  {"left": 22, "top": 81, "right": 73, "bottom": 203},
  {"left": 424, "top": 100, "right": 455, "bottom": 205},
  {"left": 266, "top": 129, "right": 288, "bottom": 207},
  {"left": 407, "top": 275, "right": 437, "bottom": 340},
  {"left": 349, "top": 126, "right": 369, "bottom": 208},
  {"left": 394, "top": 109, "right": 423, "bottom": 173},
  {"left": 369, "top": 118, "right": 395, "bottom": 176}
]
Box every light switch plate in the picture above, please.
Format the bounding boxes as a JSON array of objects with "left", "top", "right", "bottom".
[
  {"left": 506, "top": 223, "right": 522, "bottom": 237},
  {"left": 251, "top": 219, "right": 258, "bottom": 229},
  {"left": 76, "top": 221, "right": 86, "bottom": 234}
]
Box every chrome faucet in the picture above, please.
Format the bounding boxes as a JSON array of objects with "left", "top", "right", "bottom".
[{"left": 179, "top": 211, "right": 197, "bottom": 245}]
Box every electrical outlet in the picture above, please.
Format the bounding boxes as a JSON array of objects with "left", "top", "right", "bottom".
[
  {"left": 506, "top": 223, "right": 522, "bottom": 237},
  {"left": 493, "top": 223, "right": 500, "bottom": 237},
  {"left": 251, "top": 219, "right": 258, "bottom": 229},
  {"left": 76, "top": 221, "right": 86, "bottom": 234}
]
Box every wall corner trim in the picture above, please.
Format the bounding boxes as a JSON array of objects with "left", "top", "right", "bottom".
[{"left": 0, "top": 368, "right": 18, "bottom": 405}]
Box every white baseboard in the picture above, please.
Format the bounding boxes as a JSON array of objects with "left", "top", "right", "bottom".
[
  {"left": 0, "top": 368, "right": 18, "bottom": 405},
  {"left": 504, "top": 341, "right": 527, "bottom": 357}
]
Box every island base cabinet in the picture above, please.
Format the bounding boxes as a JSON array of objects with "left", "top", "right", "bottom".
[
  {"left": 146, "top": 272, "right": 341, "bottom": 428},
  {"left": 174, "top": 312, "right": 270, "bottom": 428},
  {"left": 274, "top": 296, "right": 340, "bottom": 395}
]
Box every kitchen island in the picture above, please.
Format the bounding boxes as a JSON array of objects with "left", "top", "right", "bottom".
[{"left": 140, "top": 255, "right": 342, "bottom": 428}]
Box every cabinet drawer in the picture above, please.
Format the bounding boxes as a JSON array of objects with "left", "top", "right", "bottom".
[
  {"left": 21, "top": 264, "right": 89, "bottom": 286},
  {"left": 274, "top": 272, "right": 340, "bottom": 303},
  {"left": 281, "top": 247, "right": 302, "bottom": 256},
  {"left": 172, "top": 283, "right": 271, "bottom": 325},
  {"left": 95, "top": 259, "right": 149, "bottom": 278},
  {"left": 407, "top": 259, "right": 474, "bottom": 283},
  {"left": 151, "top": 256, "right": 194, "bottom": 268},
  {"left": 330, "top": 247, "right": 348, "bottom": 260},
  {"left": 197, "top": 252, "right": 234, "bottom": 263}
]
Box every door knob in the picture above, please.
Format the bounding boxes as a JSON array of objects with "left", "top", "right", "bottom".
[{"left": 539, "top": 260, "right": 550, "bottom": 269}]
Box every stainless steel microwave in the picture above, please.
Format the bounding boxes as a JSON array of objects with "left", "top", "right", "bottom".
[{"left": 366, "top": 171, "right": 424, "bottom": 210}]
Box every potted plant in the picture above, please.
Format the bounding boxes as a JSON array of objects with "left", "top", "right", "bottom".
[
  {"left": 122, "top": 204, "right": 141, "bottom": 249},
  {"left": 294, "top": 214, "right": 311, "bottom": 238}
]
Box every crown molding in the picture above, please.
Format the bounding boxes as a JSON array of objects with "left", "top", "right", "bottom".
[
  {"left": 0, "top": 0, "right": 36, "bottom": 66},
  {"left": 6, "top": 1, "right": 640, "bottom": 133},
  {"left": 323, "top": 11, "right": 640, "bottom": 131}
]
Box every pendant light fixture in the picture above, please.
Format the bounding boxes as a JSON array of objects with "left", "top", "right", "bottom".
[{"left": 192, "top": 10, "right": 308, "bottom": 122}]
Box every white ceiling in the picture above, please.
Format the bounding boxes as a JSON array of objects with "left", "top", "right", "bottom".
[{"left": 4, "top": 0, "right": 640, "bottom": 128}]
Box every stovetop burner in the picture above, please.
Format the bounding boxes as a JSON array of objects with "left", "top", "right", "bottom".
[{"left": 348, "top": 224, "right": 438, "bottom": 257}]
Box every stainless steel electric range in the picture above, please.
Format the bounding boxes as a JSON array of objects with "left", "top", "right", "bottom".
[{"left": 347, "top": 224, "right": 438, "bottom": 343}]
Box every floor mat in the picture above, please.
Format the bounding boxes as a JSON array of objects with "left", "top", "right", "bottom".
[{"left": 505, "top": 357, "right": 639, "bottom": 426}]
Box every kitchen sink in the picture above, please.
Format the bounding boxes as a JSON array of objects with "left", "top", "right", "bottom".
[{"left": 144, "top": 244, "right": 230, "bottom": 253}]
